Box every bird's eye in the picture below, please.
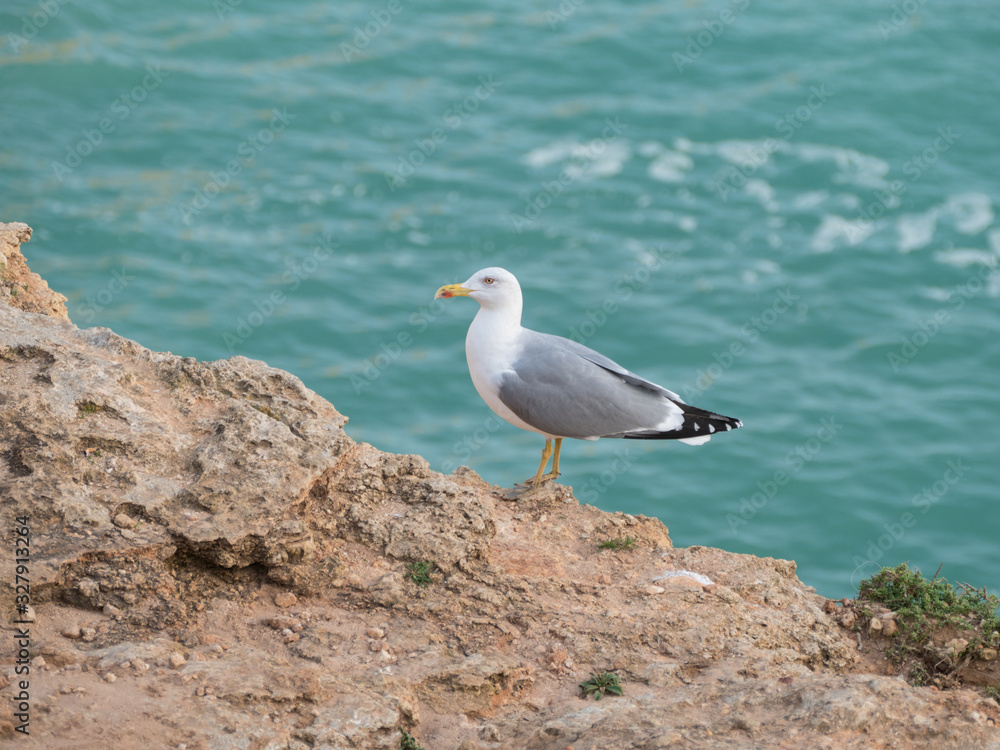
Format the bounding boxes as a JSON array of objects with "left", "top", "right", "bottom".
[{"left": 484, "top": 277, "right": 495, "bottom": 284}]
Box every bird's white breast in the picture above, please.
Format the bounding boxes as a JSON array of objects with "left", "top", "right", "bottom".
[{"left": 465, "top": 309, "right": 552, "bottom": 437}]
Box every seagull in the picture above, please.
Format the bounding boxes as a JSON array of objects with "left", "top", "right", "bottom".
[{"left": 434, "top": 267, "right": 742, "bottom": 490}]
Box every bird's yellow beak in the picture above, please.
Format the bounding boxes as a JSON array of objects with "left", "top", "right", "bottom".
[{"left": 435, "top": 284, "right": 472, "bottom": 299}]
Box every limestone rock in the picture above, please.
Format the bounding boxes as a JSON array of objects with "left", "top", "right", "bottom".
[
  {"left": 1, "top": 305, "right": 351, "bottom": 605},
  {"left": 1, "top": 225, "right": 998, "bottom": 750},
  {"left": 0, "top": 222, "right": 69, "bottom": 321}
]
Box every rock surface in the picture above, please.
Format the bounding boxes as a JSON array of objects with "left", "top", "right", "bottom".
[
  {"left": 0, "top": 223, "right": 69, "bottom": 321},
  {"left": 2, "top": 223, "right": 999, "bottom": 749}
]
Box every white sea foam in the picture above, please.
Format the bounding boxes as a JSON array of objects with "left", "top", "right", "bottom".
[
  {"left": 941, "top": 192, "right": 994, "bottom": 234},
  {"left": 811, "top": 214, "right": 876, "bottom": 252},
  {"left": 638, "top": 140, "right": 665, "bottom": 158},
  {"left": 523, "top": 139, "right": 631, "bottom": 180},
  {"left": 677, "top": 138, "right": 720, "bottom": 156},
  {"left": 836, "top": 193, "right": 861, "bottom": 210},
  {"left": 896, "top": 210, "right": 939, "bottom": 253},
  {"left": 647, "top": 150, "right": 694, "bottom": 183},
  {"left": 895, "top": 193, "right": 995, "bottom": 252},
  {"left": 790, "top": 143, "right": 891, "bottom": 189},
  {"left": 523, "top": 141, "right": 578, "bottom": 168},
  {"left": 580, "top": 139, "right": 630, "bottom": 179},
  {"left": 792, "top": 191, "right": 828, "bottom": 210},
  {"left": 922, "top": 287, "right": 953, "bottom": 302},
  {"left": 932, "top": 247, "right": 997, "bottom": 268},
  {"left": 744, "top": 179, "right": 778, "bottom": 212},
  {"left": 647, "top": 210, "right": 697, "bottom": 233},
  {"left": 677, "top": 215, "right": 697, "bottom": 233},
  {"left": 716, "top": 139, "right": 776, "bottom": 167}
]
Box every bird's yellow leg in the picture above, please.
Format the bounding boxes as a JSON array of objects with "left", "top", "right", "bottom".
[
  {"left": 542, "top": 438, "right": 562, "bottom": 481},
  {"left": 529, "top": 438, "right": 553, "bottom": 487}
]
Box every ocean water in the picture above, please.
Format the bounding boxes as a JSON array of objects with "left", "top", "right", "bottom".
[{"left": 2, "top": 1, "right": 998, "bottom": 599}]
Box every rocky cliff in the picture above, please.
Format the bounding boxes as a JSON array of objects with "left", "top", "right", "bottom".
[{"left": 2, "top": 222, "right": 998, "bottom": 749}]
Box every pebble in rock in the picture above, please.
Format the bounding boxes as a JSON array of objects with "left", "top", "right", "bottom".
[{"left": 274, "top": 592, "right": 297, "bottom": 608}]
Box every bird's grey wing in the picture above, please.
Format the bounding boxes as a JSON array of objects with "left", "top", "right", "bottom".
[
  {"left": 546, "top": 333, "right": 688, "bottom": 403},
  {"left": 551, "top": 333, "right": 743, "bottom": 438},
  {"left": 495, "top": 331, "right": 684, "bottom": 439}
]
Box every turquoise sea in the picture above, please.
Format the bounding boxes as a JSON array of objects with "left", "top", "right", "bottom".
[{"left": 3, "top": 1, "right": 998, "bottom": 599}]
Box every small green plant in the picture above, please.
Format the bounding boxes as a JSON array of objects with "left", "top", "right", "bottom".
[
  {"left": 400, "top": 729, "right": 425, "bottom": 750},
  {"left": 406, "top": 561, "right": 435, "bottom": 588},
  {"left": 579, "top": 671, "right": 623, "bottom": 700},
  {"left": 908, "top": 663, "right": 930, "bottom": 686},
  {"left": 859, "top": 563, "right": 1000, "bottom": 652},
  {"left": 78, "top": 401, "right": 99, "bottom": 418},
  {"left": 857, "top": 563, "right": 1000, "bottom": 694},
  {"left": 598, "top": 536, "right": 636, "bottom": 551},
  {"left": 985, "top": 685, "right": 1000, "bottom": 704}
]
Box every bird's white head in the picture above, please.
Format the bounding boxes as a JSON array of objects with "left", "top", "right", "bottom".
[{"left": 435, "top": 267, "right": 522, "bottom": 312}]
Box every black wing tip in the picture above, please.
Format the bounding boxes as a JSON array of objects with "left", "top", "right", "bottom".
[{"left": 621, "top": 412, "right": 743, "bottom": 441}]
